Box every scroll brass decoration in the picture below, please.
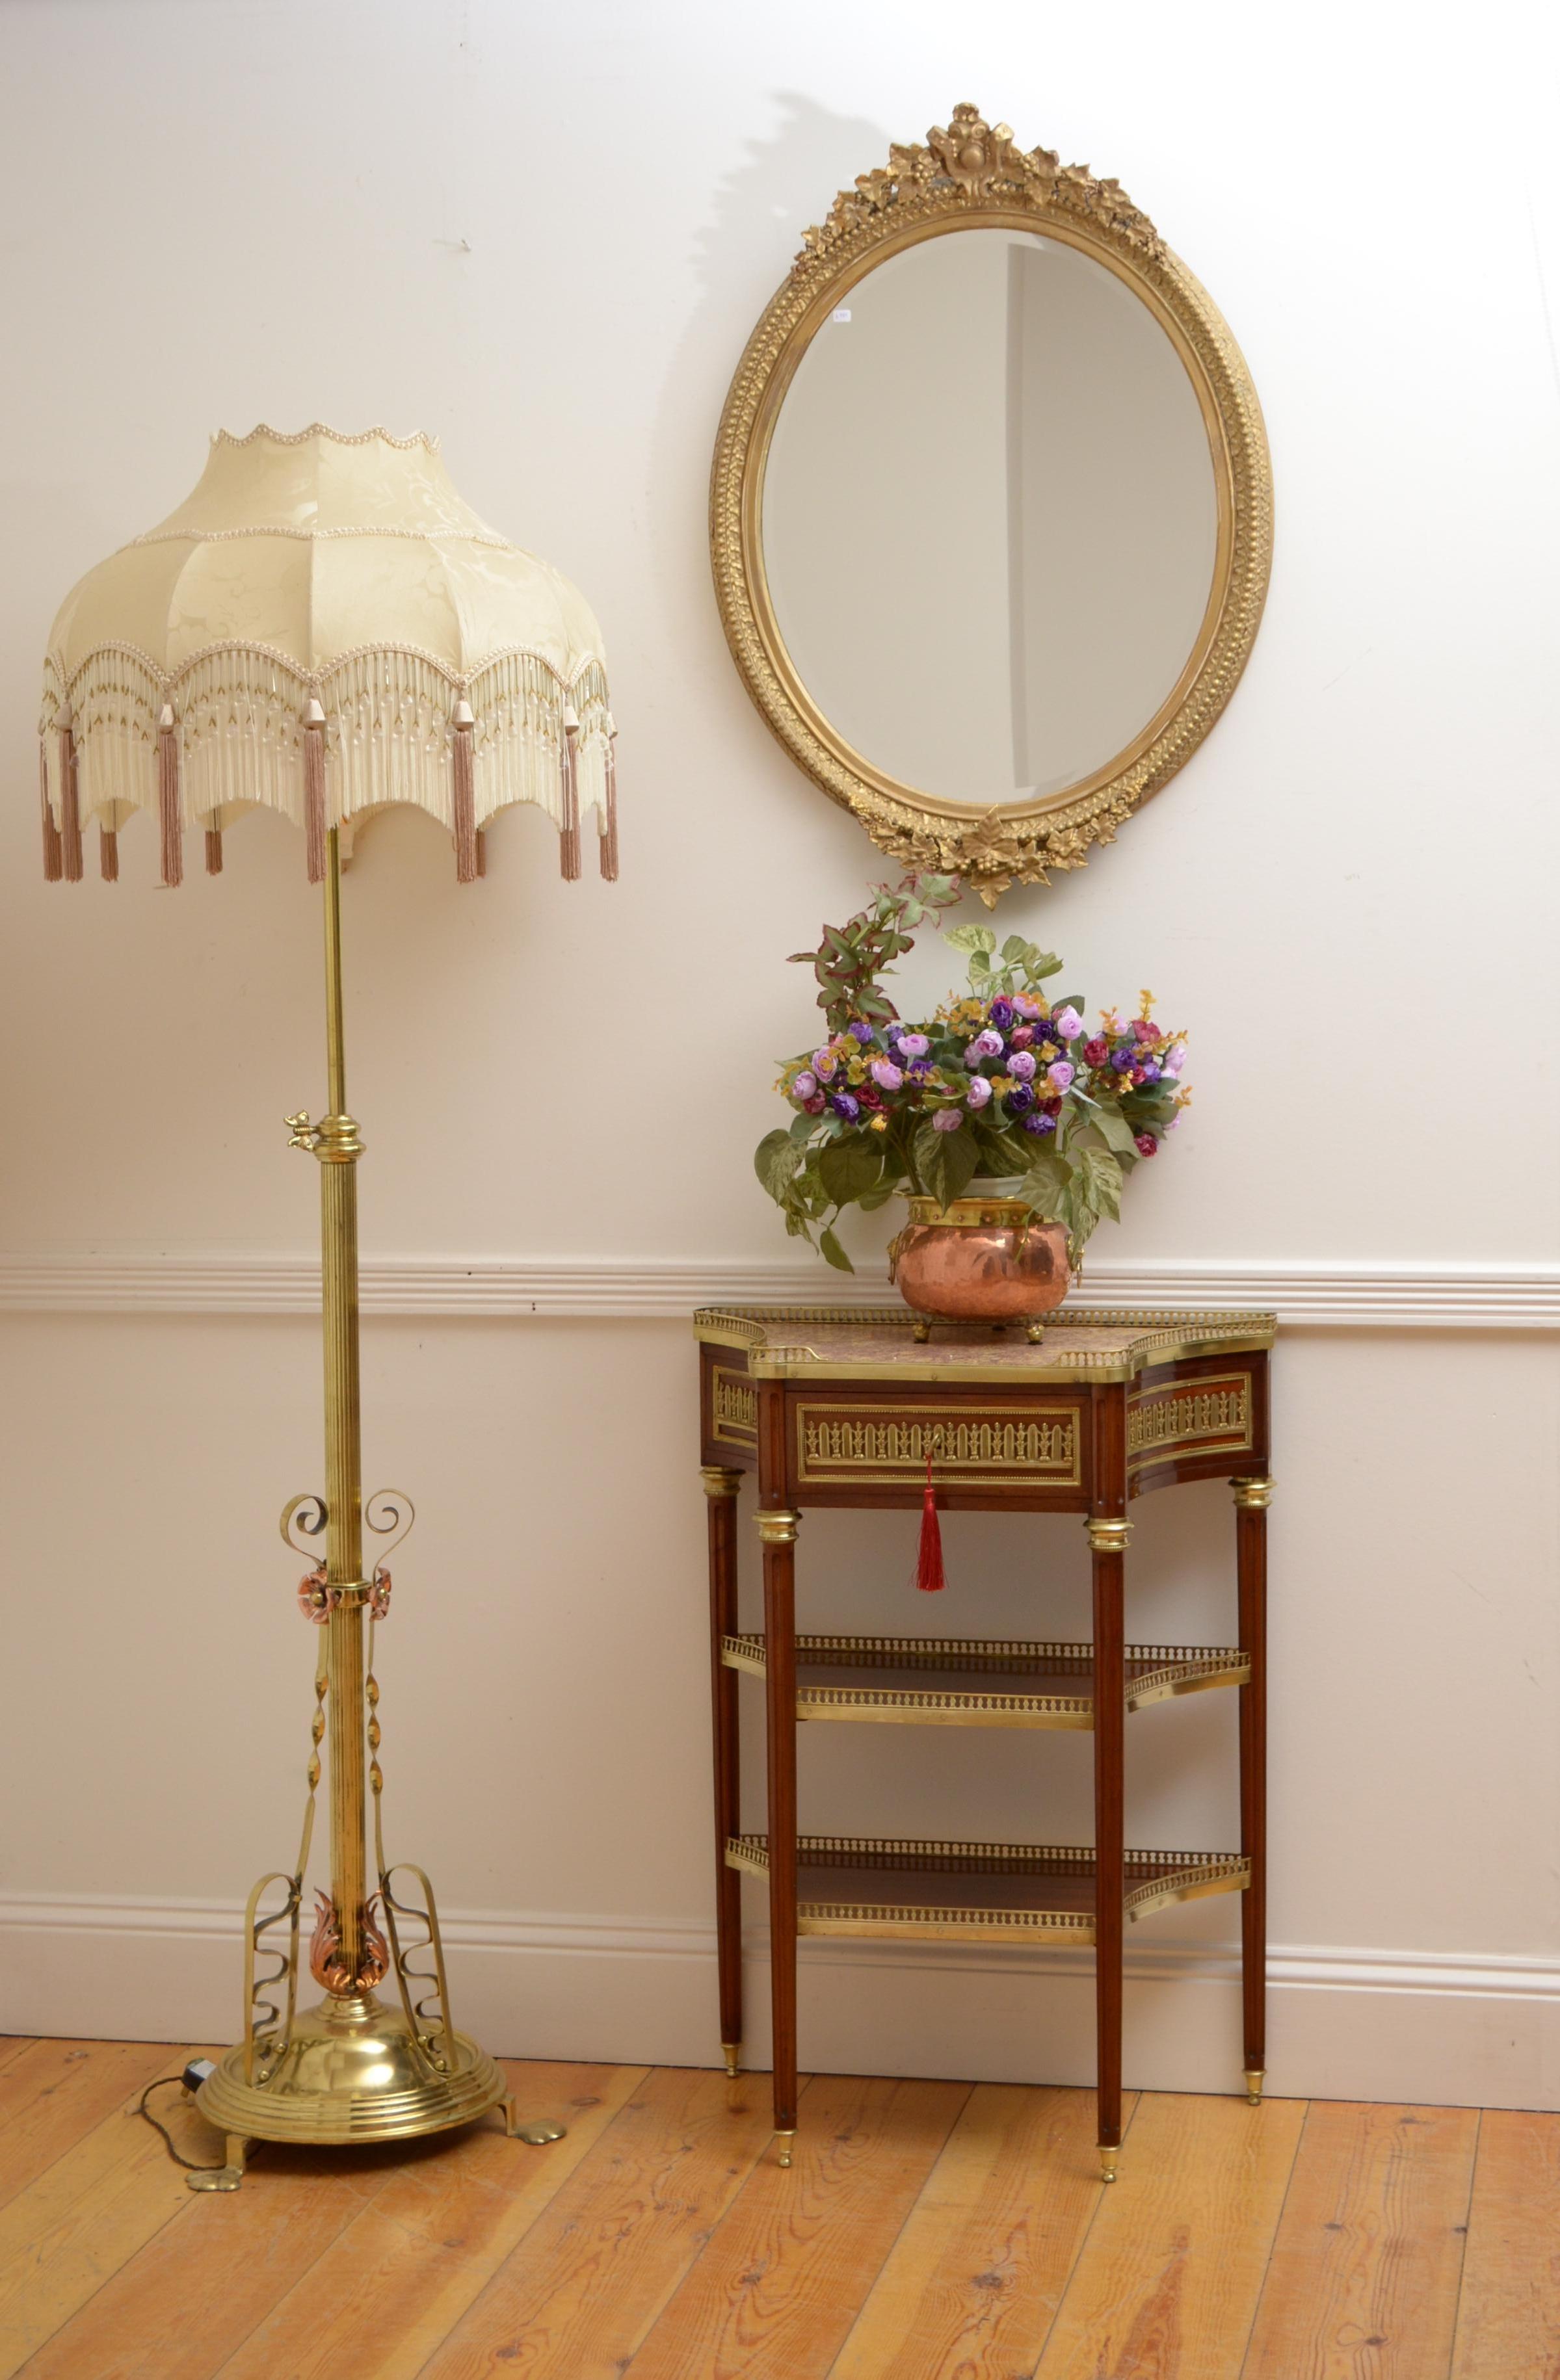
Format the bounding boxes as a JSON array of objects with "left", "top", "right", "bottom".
[
  {"left": 1128, "top": 1374, "right": 1253, "bottom": 1470},
  {"left": 797, "top": 1402, "right": 1079, "bottom": 1488},
  {"left": 711, "top": 1366, "right": 759, "bottom": 1446},
  {"left": 711, "top": 102, "right": 1273, "bottom": 900}
]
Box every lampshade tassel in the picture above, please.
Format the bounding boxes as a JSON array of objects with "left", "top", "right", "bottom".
[
  {"left": 205, "top": 827, "right": 224, "bottom": 875},
  {"left": 600, "top": 731, "right": 620, "bottom": 882},
  {"left": 39, "top": 739, "right": 62, "bottom": 881},
  {"left": 559, "top": 707, "right": 581, "bottom": 880},
  {"left": 59, "top": 720, "right": 83, "bottom": 881},
  {"left": 451, "top": 701, "right": 479, "bottom": 883},
  {"left": 303, "top": 699, "right": 326, "bottom": 885},
  {"left": 99, "top": 826, "right": 119, "bottom": 882},
  {"left": 916, "top": 1452, "right": 947, "bottom": 1593},
  {"left": 157, "top": 704, "right": 183, "bottom": 887}
]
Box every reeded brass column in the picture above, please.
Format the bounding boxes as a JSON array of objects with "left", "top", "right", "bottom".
[{"left": 317, "top": 824, "right": 367, "bottom": 1979}]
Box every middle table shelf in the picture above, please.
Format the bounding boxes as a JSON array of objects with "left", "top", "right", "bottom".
[{"left": 721, "top": 1633, "right": 1249, "bottom": 1729}]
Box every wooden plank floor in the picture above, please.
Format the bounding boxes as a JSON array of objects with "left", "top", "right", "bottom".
[{"left": 1, "top": 2041, "right": 1553, "bottom": 2379}]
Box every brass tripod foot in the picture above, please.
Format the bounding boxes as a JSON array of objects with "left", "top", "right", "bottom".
[
  {"left": 774, "top": 2128, "right": 796, "bottom": 2168},
  {"left": 722, "top": 2043, "right": 741, "bottom": 2078},
  {"left": 1245, "top": 2068, "right": 1265, "bottom": 2106},
  {"left": 1098, "top": 2143, "right": 1118, "bottom": 2184},
  {"left": 505, "top": 2097, "right": 567, "bottom": 2146},
  {"left": 910, "top": 1318, "right": 931, "bottom": 1343},
  {"left": 1025, "top": 1320, "right": 1046, "bottom": 1344},
  {"left": 187, "top": 2133, "right": 251, "bottom": 2193}
]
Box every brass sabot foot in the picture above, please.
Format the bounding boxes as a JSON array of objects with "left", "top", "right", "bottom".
[
  {"left": 722, "top": 2043, "right": 741, "bottom": 2079},
  {"left": 1098, "top": 2143, "right": 1118, "bottom": 2184},
  {"left": 186, "top": 2134, "right": 250, "bottom": 2193},
  {"left": 194, "top": 1993, "right": 505, "bottom": 2149},
  {"left": 774, "top": 2128, "right": 795, "bottom": 2168},
  {"left": 1245, "top": 2067, "right": 1265, "bottom": 2106},
  {"left": 505, "top": 2099, "right": 568, "bottom": 2147}
]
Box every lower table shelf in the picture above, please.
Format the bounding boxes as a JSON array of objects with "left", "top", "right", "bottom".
[
  {"left": 721, "top": 1634, "right": 1249, "bottom": 1727},
  {"left": 725, "top": 1834, "right": 1249, "bottom": 1942}
]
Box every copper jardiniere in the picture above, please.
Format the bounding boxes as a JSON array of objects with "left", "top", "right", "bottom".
[{"left": 888, "top": 1196, "right": 1070, "bottom": 1341}]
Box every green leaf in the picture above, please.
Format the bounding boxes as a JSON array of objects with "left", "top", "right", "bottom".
[
  {"left": 1001, "top": 935, "right": 1029, "bottom": 961},
  {"left": 818, "top": 1225, "right": 854, "bottom": 1273},
  {"left": 1076, "top": 1100, "right": 1137, "bottom": 1157},
  {"left": 1017, "top": 1149, "right": 1072, "bottom": 1219},
  {"left": 857, "top": 1184, "right": 898, "bottom": 1212},
  {"left": 1076, "top": 1146, "right": 1124, "bottom": 1223},
  {"left": 1029, "top": 953, "right": 1065, "bottom": 980},
  {"left": 818, "top": 1133, "right": 885, "bottom": 1207},
  {"left": 754, "top": 1129, "right": 802, "bottom": 1205},
  {"left": 945, "top": 924, "right": 997, "bottom": 955},
  {"left": 913, "top": 1119, "right": 979, "bottom": 1210},
  {"left": 789, "top": 1110, "right": 818, "bottom": 1144}
]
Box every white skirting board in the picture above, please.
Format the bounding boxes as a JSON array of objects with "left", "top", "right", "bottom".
[
  {"left": 4, "top": 1895, "right": 1556, "bottom": 2112},
  {"left": 0, "top": 1253, "right": 1556, "bottom": 1327}
]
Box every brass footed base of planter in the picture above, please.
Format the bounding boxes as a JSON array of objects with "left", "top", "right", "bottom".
[{"left": 192, "top": 1992, "right": 511, "bottom": 2186}]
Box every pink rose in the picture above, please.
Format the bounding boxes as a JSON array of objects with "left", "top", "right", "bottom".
[
  {"left": 1007, "top": 1050, "right": 1037, "bottom": 1080},
  {"left": 1047, "top": 1060, "right": 1074, "bottom": 1092},
  {"left": 973, "top": 1028, "right": 1004, "bottom": 1057},
  {"left": 965, "top": 1077, "right": 992, "bottom": 1108},
  {"left": 870, "top": 1059, "right": 903, "bottom": 1091},
  {"left": 813, "top": 1047, "right": 837, "bottom": 1080},
  {"left": 1163, "top": 1043, "right": 1185, "bottom": 1074},
  {"left": 932, "top": 1108, "right": 963, "bottom": 1132},
  {"left": 1133, "top": 1017, "right": 1158, "bottom": 1043},
  {"left": 792, "top": 1071, "right": 817, "bottom": 1101},
  {"left": 1053, "top": 1006, "right": 1083, "bottom": 1041},
  {"left": 1083, "top": 1037, "right": 1108, "bottom": 1067},
  {"left": 1009, "top": 1023, "right": 1035, "bottom": 1049},
  {"left": 899, "top": 1032, "right": 929, "bottom": 1058},
  {"left": 1134, "top": 1132, "right": 1158, "bottom": 1157}
]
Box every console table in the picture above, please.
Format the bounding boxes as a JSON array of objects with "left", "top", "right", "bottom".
[{"left": 696, "top": 1303, "right": 1275, "bottom": 2180}]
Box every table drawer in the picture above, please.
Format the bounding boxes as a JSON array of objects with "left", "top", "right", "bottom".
[{"left": 793, "top": 1396, "right": 1084, "bottom": 1495}]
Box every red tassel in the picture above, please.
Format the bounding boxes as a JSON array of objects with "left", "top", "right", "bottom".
[
  {"left": 916, "top": 1452, "right": 946, "bottom": 1593},
  {"left": 60, "top": 726, "right": 83, "bottom": 881},
  {"left": 99, "top": 825, "right": 119, "bottom": 882},
  {"left": 451, "top": 703, "right": 479, "bottom": 882},
  {"left": 40, "top": 739, "right": 62, "bottom": 881},
  {"left": 599, "top": 730, "right": 619, "bottom": 881},
  {"left": 559, "top": 707, "right": 581, "bottom": 880},
  {"left": 157, "top": 704, "right": 183, "bottom": 887},
  {"left": 303, "top": 701, "right": 326, "bottom": 884},
  {"left": 205, "top": 827, "right": 224, "bottom": 875}
]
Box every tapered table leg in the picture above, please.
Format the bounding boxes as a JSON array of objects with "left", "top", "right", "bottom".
[
  {"left": 703, "top": 1467, "right": 745, "bottom": 2075},
  {"left": 1234, "top": 1476, "right": 1273, "bottom": 2103},
  {"left": 1087, "top": 1510, "right": 1129, "bottom": 2181},
  {"left": 758, "top": 1507, "right": 800, "bottom": 2164}
]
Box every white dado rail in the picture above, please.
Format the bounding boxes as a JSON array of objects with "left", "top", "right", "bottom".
[{"left": 0, "top": 1253, "right": 1555, "bottom": 1328}]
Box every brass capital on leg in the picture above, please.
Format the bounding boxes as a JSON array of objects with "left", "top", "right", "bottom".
[
  {"left": 1231, "top": 1477, "right": 1275, "bottom": 1510},
  {"left": 701, "top": 1466, "right": 744, "bottom": 1500},
  {"left": 756, "top": 1510, "right": 800, "bottom": 1545},
  {"left": 1085, "top": 1516, "right": 1132, "bottom": 1555}
]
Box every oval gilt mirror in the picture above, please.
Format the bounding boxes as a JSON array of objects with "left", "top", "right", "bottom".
[{"left": 711, "top": 106, "right": 1273, "bottom": 900}]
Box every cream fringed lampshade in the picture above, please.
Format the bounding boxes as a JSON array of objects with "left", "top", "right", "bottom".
[{"left": 38, "top": 423, "right": 616, "bottom": 886}]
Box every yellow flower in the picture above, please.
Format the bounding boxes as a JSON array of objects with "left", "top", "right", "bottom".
[
  {"left": 1139, "top": 988, "right": 1156, "bottom": 1016},
  {"left": 846, "top": 1058, "right": 867, "bottom": 1084},
  {"left": 869, "top": 1113, "right": 888, "bottom": 1132}
]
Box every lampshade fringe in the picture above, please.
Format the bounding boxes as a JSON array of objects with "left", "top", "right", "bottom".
[
  {"left": 39, "top": 740, "right": 63, "bottom": 882},
  {"left": 205, "top": 827, "right": 224, "bottom": 876},
  {"left": 559, "top": 708, "right": 581, "bottom": 881},
  {"left": 302, "top": 703, "right": 327, "bottom": 885},
  {"left": 600, "top": 733, "right": 620, "bottom": 881},
  {"left": 157, "top": 706, "right": 183, "bottom": 887},
  {"left": 99, "top": 826, "right": 120, "bottom": 882},
  {"left": 451, "top": 705, "right": 479, "bottom": 883},
  {"left": 59, "top": 722, "right": 84, "bottom": 881}
]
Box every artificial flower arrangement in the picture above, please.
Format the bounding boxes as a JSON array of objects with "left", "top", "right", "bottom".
[{"left": 754, "top": 875, "right": 1190, "bottom": 1270}]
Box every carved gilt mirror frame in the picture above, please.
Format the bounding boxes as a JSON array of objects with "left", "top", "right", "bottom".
[{"left": 711, "top": 105, "right": 1273, "bottom": 901}]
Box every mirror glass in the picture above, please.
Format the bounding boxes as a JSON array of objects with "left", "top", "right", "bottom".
[{"left": 761, "top": 228, "right": 1219, "bottom": 805}]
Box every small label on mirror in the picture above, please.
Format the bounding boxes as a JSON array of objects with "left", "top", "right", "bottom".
[{"left": 831, "top": 307, "right": 852, "bottom": 322}]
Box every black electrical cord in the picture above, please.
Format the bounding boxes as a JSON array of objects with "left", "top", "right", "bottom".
[{"left": 135, "top": 2076, "right": 224, "bottom": 2173}]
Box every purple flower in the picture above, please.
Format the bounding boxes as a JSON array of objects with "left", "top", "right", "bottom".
[
  {"left": 1007, "top": 1049, "right": 1037, "bottom": 1081},
  {"left": 830, "top": 1092, "right": 860, "bottom": 1123},
  {"left": 932, "top": 1108, "right": 963, "bottom": 1133},
  {"left": 1053, "top": 1006, "right": 1083, "bottom": 1042},
  {"left": 814, "top": 1047, "right": 838, "bottom": 1079},
  {"left": 974, "top": 1028, "right": 1004, "bottom": 1057},
  {"left": 791, "top": 1071, "right": 817, "bottom": 1101},
  {"left": 1003, "top": 1084, "right": 1037, "bottom": 1118},
  {"left": 905, "top": 1058, "right": 934, "bottom": 1080},
  {"left": 871, "top": 1058, "right": 903, "bottom": 1091},
  {"left": 965, "top": 1076, "right": 992, "bottom": 1109},
  {"left": 1022, "top": 1110, "right": 1057, "bottom": 1135},
  {"left": 988, "top": 996, "right": 1015, "bottom": 1032},
  {"left": 1113, "top": 1045, "right": 1135, "bottom": 1071},
  {"left": 1138, "top": 1059, "right": 1161, "bottom": 1084},
  {"left": 1163, "top": 1043, "right": 1185, "bottom": 1075},
  {"left": 849, "top": 1019, "right": 873, "bottom": 1044},
  {"left": 1047, "top": 1060, "right": 1074, "bottom": 1092},
  {"left": 899, "top": 1032, "right": 929, "bottom": 1058}
]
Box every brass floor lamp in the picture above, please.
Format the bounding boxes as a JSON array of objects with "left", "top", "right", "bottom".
[{"left": 37, "top": 425, "right": 618, "bottom": 2190}]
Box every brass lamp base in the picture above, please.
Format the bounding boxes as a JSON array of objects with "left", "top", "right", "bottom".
[{"left": 193, "top": 1992, "right": 507, "bottom": 2186}]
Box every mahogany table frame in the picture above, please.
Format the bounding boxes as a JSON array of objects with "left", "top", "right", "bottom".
[{"left": 696, "top": 1304, "right": 1275, "bottom": 2177}]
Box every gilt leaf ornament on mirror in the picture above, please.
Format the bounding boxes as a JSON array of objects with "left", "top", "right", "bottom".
[
  {"left": 711, "top": 105, "right": 1272, "bottom": 901},
  {"left": 38, "top": 424, "right": 618, "bottom": 887}
]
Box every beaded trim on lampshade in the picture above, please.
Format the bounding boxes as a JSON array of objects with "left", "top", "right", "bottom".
[{"left": 37, "top": 425, "right": 618, "bottom": 885}]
